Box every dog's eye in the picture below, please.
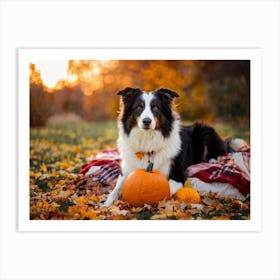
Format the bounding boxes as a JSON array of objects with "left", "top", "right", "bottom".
[
  {"left": 136, "top": 104, "right": 144, "bottom": 110},
  {"left": 151, "top": 104, "right": 158, "bottom": 110}
]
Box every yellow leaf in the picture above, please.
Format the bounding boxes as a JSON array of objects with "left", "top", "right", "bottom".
[
  {"left": 30, "top": 170, "right": 37, "bottom": 177},
  {"left": 71, "top": 146, "right": 82, "bottom": 153},
  {"left": 184, "top": 180, "right": 193, "bottom": 188},
  {"left": 56, "top": 161, "right": 71, "bottom": 169},
  {"left": 132, "top": 207, "right": 142, "bottom": 213},
  {"left": 40, "top": 164, "right": 47, "bottom": 172},
  {"left": 50, "top": 169, "right": 58, "bottom": 177},
  {"left": 76, "top": 196, "right": 89, "bottom": 205},
  {"left": 85, "top": 150, "right": 94, "bottom": 157},
  {"left": 57, "top": 190, "right": 72, "bottom": 200},
  {"left": 150, "top": 214, "right": 167, "bottom": 220},
  {"left": 213, "top": 216, "right": 231, "bottom": 220},
  {"left": 90, "top": 195, "right": 99, "bottom": 202},
  {"left": 112, "top": 215, "right": 127, "bottom": 220}
]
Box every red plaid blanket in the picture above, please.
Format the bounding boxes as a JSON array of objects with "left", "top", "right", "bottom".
[
  {"left": 80, "top": 148, "right": 121, "bottom": 186},
  {"left": 187, "top": 149, "right": 250, "bottom": 195},
  {"left": 80, "top": 146, "right": 250, "bottom": 195}
]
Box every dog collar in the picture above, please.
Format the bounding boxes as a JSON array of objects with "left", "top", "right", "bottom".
[{"left": 135, "top": 151, "right": 154, "bottom": 160}]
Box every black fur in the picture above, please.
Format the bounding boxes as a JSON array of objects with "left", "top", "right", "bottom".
[
  {"left": 169, "top": 122, "right": 226, "bottom": 184},
  {"left": 154, "top": 88, "right": 179, "bottom": 100},
  {"left": 117, "top": 87, "right": 143, "bottom": 135},
  {"left": 152, "top": 88, "right": 178, "bottom": 137}
]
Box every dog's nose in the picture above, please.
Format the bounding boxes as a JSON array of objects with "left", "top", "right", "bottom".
[{"left": 142, "top": 118, "right": 152, "bottom": 127}]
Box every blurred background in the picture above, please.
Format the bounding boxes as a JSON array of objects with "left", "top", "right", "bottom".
[
  {"left": 29, "top": 59, "right": 250, "bottom": 173},
  {"left": 30, "top": 60, "right": 250, "bottom": 127}
]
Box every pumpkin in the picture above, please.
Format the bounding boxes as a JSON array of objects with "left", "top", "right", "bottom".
[
  {"left": 122, "top": 162, "right": 170, "bottom": 207},
  {"left": 174, "top": 186, "right": 201, "bottom": 204}
]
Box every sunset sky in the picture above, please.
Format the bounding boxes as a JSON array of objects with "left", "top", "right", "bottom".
[{"left": 31, "top": 60, "right": 69, "bottom": 88}]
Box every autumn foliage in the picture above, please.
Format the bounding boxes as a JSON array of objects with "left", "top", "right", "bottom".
[
  {"left": 30, "top": 60, "right": 250, "bottom": 126},
  {"left": 30, "top": 123, "right": 250, "bottom": 220}
]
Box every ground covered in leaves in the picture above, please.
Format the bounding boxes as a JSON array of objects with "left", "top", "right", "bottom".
[{"left": 30, "top": 122, "right": 250, "bottom": 220}]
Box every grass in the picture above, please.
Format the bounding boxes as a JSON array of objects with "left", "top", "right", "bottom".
[
  {"left": 30, "top": 121, "right": 118, "bottom": 173},
  {"left": 31, "top": 120, "right": 249, "bottom": 147},
  {"left": 31, "top": 120, "right": 118, "bottom": 146},
  {"left": 214, "top": 122, "right": 250, "bottom": 143}
]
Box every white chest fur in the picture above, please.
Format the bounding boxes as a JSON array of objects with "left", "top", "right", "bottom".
[{"left": 117, "top": 120, "right": 181, "bottom": 176}]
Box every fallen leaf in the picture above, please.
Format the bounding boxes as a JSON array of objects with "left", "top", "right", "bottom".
[
  {"left": 202, "top": 197, "right": 218, "bottom": 206},
  {"left": 40, "top": 164, "right": 47, "bottom": 172}
]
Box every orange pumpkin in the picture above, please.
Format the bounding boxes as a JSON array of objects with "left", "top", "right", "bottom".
[
  {"left": 122, "top": 163, "right": 170, "bottom": 207},
  {"left": 174, "top": 187, "right": 201, "bottom": 204}
]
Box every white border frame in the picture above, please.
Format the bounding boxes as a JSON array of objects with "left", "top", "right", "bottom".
[{"left": 18, "top": 48, "right": 262, "bottom": 232}]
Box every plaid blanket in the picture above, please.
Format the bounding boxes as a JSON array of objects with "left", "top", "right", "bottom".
[
  {"left": 80, "top": 145, "right": 250, "bottom": 195},
  {"left": 80, "top": 148, "right": 121, "bottom": 186},
  {"left": 187, "top": 149, "right": 250, "bottom": 195}
]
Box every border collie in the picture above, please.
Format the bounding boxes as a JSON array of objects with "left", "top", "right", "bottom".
[{"left": 104, "top": 87, "right": 226, "bottom": 206}]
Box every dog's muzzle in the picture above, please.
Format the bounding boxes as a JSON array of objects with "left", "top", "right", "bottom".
[{"left": 142, "top": 117, "right": 152, "bottom": 129}]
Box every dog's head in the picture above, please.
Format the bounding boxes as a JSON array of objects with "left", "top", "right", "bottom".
[{"left": 117, "top": 87, "right": 179, "bottom": 137}]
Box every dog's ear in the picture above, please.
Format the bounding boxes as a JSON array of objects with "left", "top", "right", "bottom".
[
  {"left": 154, "top": 88, "right": 179, "bottom": 101},
  {"left": 117, "top": 87, "right": 141, "bottom": 103}
]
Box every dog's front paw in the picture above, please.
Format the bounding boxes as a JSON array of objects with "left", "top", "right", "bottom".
[
  {"left": 169, "top": 179, "right": 183, "bottom": 195},
  {"left": 104, "top": 190, "right": 120, "bottom": 207}
]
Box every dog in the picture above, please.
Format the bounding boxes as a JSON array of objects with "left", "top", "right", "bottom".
[{"left": 104, "top": 87, "right": 226, "bottom": 206}]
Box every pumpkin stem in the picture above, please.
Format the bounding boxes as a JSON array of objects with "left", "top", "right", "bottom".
[{"left": 146, "top": 161, "right": 154, "bottom": 172}]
